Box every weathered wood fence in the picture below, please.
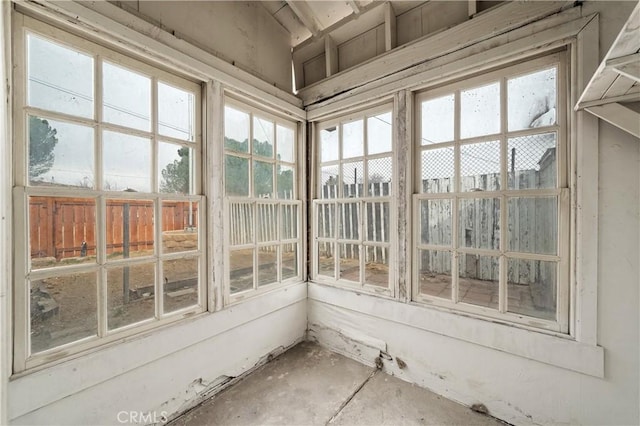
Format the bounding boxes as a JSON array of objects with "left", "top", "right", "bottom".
[{"left": 30, "top": 197, "right": 198, "bottom": 260}]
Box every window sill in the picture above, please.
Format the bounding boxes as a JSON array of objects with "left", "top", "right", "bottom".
[{"left": 308, "top": 282, "right": 604, "bottom": 377}]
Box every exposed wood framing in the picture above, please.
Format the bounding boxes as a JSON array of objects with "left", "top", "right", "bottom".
[
  {"left": 576, "top": 1, "right": 640, "bottom": 109},
  {"left": 299, "top": 1, "right": 573, "bottom": 105},
  {"left": 347, "top": 0, "right": 361, "bottom": 15},
  {"left": 325, "top": 35, "right": 339, "bottom": 77},
  {"left": 384, "top": 2, "right": 396, "bottom": 52},
  {"left": 612, "top": 63, "right": 640, "bottom": 84},
  {"left": 468, "top": 0, "right": 477, "bottom": 18},
  {"left": 586, "top": 103, "right": 640, "bottom": 138},
  {"left": 308, "top": 10, "right": 592, "bottom": 120},
  {"left": 286, "top": 0, "right": 322, "bottom": 37}
]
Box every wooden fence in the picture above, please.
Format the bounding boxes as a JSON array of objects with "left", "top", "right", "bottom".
[
  {"left": 30, "top": 197, "right": 198, "bottom": 260},
  {"left": 317, "top": 182, "right": 391, "bottom": 263}
]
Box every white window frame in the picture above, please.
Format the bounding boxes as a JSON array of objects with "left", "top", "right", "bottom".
[
  {"left": 311, "top": 102, "right": 395, "bottom": 297},
  {"left": 413, "top": 52, "right": 570, "bottom": 333},
  {"left": 12, "top": 15, "right": 206, "bottom": 372},
  {"left": 223, "top": 96, "right": 303, "bottom": 304}
]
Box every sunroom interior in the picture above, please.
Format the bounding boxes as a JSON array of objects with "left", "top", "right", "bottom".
[{"left": 0, "top": 1, "right": 638, "bottom": 425}]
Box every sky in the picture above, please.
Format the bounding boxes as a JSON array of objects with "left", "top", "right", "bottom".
[{"left": 28, "top": 33, "right": 195, "bottom": 192}]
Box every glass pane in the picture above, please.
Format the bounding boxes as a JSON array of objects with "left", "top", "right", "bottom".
[
  {"left": 103, "top": 131, "right": 150, "bottom": 192},
  {"left": 508, "top": 133, "right": 557, "bottom": 189},
  {"left": 230, "top": 249, "right": 254, "bottom": 293},
  {"left": 458, "top": 254, "right": 499, "bottom": 309},
  {"left": 508, "top": 67, "right": 557, "bottom": 131},
  {"left": 225, "top": 106, "right": 250, "bottom": 153},
  {"left": 421, "top": 94, "right": 454, "bottom": 144},
  {"left": 508, "top": 197, "right": 557, "bottom": 255},
  {"left": 365, "top": 246, "right": 389, "bottom": 288},
  {"left": 281, "top": 204, "right": 298, "bottom": 240},
  {"left": 338, "top": 202, "right": 360, "bottom": 240},
  {"left": 106, "top": 199, "right": 154, "bottom": 261},
  {"left": 282, "top": 243, "right": 298, "bottom": 281},
  {"left": 317, "top": 204, "right": 335, "bottom": 239},
  {"left": 103, "top": 61, "right": 151, "bottom": 131},
  {"left": 159, "top": 143, "right": 194, "bottom": 194},
  {"left": 228, "top": 202, "right": 253, "bottom": 245},
  {"left": 162, "top": 200, "right": 199, "bottom": 253},
  {"left": 367, "top": 157, "right": 392, "bottom": 196},
  {"left": 28, "top": 116, "right": 94, "bottom": 188},
  {"left": 277, "top": 165, "right": 295, "bottom": 199},
  {"left": 276, "top": 125, "right": 295, "bottom": 163},
  {"left": 30, "top": 197, "right": 96, "bottom": 269},
  {"left": 342, "top": 119, "right": 364, "bottom": 159},
  {"left": 107, "top": 263, "right": 155, "bottom": 330},
  {"left": 461, "top": 82, "right": 500, "bottom": 139},
  {"left": 418, "top": 249, "right": 451, "bottom": 299},
  {"left": 458, "top": 198, "right": 501, "bottom": 251},
  {"left": 366, "top": 202, "right": 389, "bottom": 242},
  {"left": 320, "top": 127, "right": 338, "bottom": 162},
  {"left": 319, "top": 165, "right": 339, "bottom": 199},
  {"left": 257, "top": 203, "right": 278, "bottom": 243},
  {"left": 30, "top": 272, "right": 97, "bottom": 353},
  {"left": 225, "top": 155, "right": 249, "bottom": 196},
  {"left": 158, "top": 82, "right": 195, "bottom": 141},
  {"left": 420, "top": 199, "right": 452, "bottom": 246},
  {"left": 342, "top": 161, "right": 364, "bottom": 198},
  {"left": 163, "top": 257, "right": 199, "bottom": 313},
  {"left": 254, "top": 161, "right": 274, "bottom": 198},
  {"left": 253, "top": 116, "right": 274, "bottom": 158},
  {"left": 258, "top": 246, "right": 278, "bottom": 287},
  {"left": 318, "top": 243, "right": 335, "bottom": 278},
  {"left": 367, "top": 112, "right": 392, "bottom": 154},
  {"left": 339, "top": 243, "right": 360, "bottom": 282},
  {"left": 27, "top": 34, "right": 94, "bottom": 118},
  {"left": 460, "top": 140, "right": 501, "bottom": 192},
  {"left": 508, "top": 258, "right": 556, "bottom": 321},
  {"left": 421, "top": 147, "right": 454, "bottom": 193}
]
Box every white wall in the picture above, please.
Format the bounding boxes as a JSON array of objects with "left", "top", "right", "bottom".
[
  {"left": 9, "top": 284, "right": 307, "bottom": 425},
  {"left": 309, "top": 2, "right": 639, "bottom": 425},
  {"left": 114, "top": 1, "right": 293, "bottom": 92}
]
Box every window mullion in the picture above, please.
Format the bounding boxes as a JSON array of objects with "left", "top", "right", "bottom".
[
  {"left": 499, "top": 77, "right": 508, "bottom": 313},
  {"left": 452, "top": 90, "right": 461, "bottom": 303}
]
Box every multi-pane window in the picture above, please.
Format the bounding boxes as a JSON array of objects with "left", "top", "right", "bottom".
[
  {"left": 224, "top": 100, "right": 302, "bottom": 299},
  {"left": 313, "top": 105, "right": 394, "bottom": 293},
  {"left": 15, "top": 23, "right": 204, "bottom": 370},
  {"left": 414, "top": 53, "right": 568, "bottom": 332}
]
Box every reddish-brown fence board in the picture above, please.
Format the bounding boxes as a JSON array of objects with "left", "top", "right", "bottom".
[{"left": 29, "top": 197, "right": 199, "bottom": 260}]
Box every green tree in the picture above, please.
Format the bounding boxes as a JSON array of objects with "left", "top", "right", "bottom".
[
  {"left": 160, "top": 147, "right": 190, "bottom": 193},
  {"left": 29, "top": 116, "right": 58, "bottom": 181}
]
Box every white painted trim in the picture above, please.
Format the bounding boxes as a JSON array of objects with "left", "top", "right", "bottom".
[
  {"left": 384, "top": 2, "right": 396, "bottom": 52},
  {"left": 9, "top": 282, "right": 307, "bottom": 420},
  {"left": 309, "top": 283, "right": 604, "bottom": 377},
  {"left": 573, "top": 16, "right": 599, "bottom": 345},
  {"left": 12, "top": 0, "right": 304, "bottom": 120},
  {"left": 586, "top": 103, "right": 640, "bottom": 139},
  {"left": 0, "top": 1, "right": 12, "bottom": 424},
  {"left": 299, "top": 1, "right": 573, "bottom": 105}
]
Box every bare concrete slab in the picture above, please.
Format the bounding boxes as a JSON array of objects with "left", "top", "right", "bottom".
[
  {"left": 169, "top": 341, "right": 374, "bottom": 426},
  {"left": 169, "top": 342, "right": 504, "bottom": 426},
  {"left": 331, "top": 371, "right": 504, "bottom": 426}
]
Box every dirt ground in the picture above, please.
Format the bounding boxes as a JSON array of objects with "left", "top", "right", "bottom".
[{"left": 30, "top": 251, "right": 199, "bottom": 354}]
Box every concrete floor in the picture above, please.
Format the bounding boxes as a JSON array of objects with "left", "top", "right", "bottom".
[{"left": 169, "top": 342, "right": 505, "bottom": 426}]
